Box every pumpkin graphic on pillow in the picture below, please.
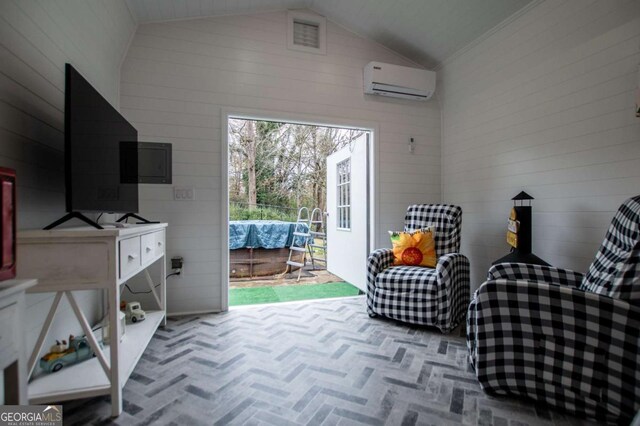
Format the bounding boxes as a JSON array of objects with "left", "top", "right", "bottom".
[{"left": 389, "top": 229, "right": 437, "bottom": 267}]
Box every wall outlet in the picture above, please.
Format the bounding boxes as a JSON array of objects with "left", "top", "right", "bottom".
[
  {"left": 169, "top": 256, "right": 184, "bottom": 279},
  {"left": 174, "top": 187, "right": 195, "bottom": 201},
  {"left": 171, "top": 256, "right": 184, "bottom": 269}
]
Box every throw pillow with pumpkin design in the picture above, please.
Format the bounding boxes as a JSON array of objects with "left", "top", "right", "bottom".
[{"left": 389, "top": 229, "right": 437, "bottom": 268}]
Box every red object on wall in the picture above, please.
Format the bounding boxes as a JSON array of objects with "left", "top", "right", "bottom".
[{"left": 0, "top": 167, "right": 16, "bottom": 281}]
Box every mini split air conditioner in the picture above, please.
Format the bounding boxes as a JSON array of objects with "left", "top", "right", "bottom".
[{"left": 364, "top": 61, "right": 436, "bottom": 101}]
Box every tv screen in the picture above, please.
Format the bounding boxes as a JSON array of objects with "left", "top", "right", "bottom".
[
  {"left": 65, "top": 64, "right": 138, "bottom": 213},
  {"left": 120, "top": 142, "right": 172, "bottom": 184}
]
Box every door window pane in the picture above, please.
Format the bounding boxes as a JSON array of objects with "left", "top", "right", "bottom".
[{"left": 337, "top": 159, "right": 351, "bottom": 230}]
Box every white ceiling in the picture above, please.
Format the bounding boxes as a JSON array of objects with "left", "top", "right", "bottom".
[{"left": 126, "top": 0, "right": 533, "bottom": 67}]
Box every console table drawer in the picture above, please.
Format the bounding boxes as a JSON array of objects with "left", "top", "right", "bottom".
[
  {"left": 141, "top": 231, "right": 164, "bottom": 265},
  {"left": 154, "top": 230, "right": 165, "bottom": 258},
  {"left": 119, "top": 236, "right": 141, "bottom": 279}
]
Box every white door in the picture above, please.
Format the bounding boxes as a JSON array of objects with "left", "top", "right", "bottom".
[{"left": 326, "top": 133, "right": 369, "bottom": 291}]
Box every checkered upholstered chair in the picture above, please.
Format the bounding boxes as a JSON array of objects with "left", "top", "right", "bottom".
[
  {"left": 468, "top": 195, "right": 640, "bottom": 424},
  {"left": 366, "top": 204, "right": 470, "bottom": 333}
]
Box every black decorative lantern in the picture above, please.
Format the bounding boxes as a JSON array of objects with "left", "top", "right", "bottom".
[{"left": 493, "top": 191, "right": 549, "bottom": 266}]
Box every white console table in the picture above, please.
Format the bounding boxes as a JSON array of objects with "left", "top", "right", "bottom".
[{"left": 17, "top": 223, "right": 167, "bottom": 417}]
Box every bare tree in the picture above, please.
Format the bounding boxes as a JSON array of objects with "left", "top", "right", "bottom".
[
  {"left": 229, "top": 119, "right": 283, "bottom": 208},
  {"left": 228, "top": 119, "right": 365, "bottom": 214}
]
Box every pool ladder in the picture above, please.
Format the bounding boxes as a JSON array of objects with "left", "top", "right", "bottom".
[
  {"left": 284, "top": 207, "right": 327, "bottom": 281},
  {"left": 285, "top": 207, "right": 311, "bottom": 281},
  {"left": 307, "top": 208, "right": 327, "bottom": 271}
]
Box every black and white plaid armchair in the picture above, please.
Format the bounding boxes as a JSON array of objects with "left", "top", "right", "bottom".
[
  {"left": 366, "top": 204, "right": 470, "bottom": 333},
  {"left": 468, "top": 196, "right": 640, "bottom": 424}
]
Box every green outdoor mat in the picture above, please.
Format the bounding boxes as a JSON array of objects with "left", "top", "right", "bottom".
[{"left": 229, "top": 282, "right": 361, "bottom": 306}]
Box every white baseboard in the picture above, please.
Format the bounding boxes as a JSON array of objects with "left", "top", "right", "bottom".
[{"left": 167, "top": 308, "right": 223, "bottom": 318}]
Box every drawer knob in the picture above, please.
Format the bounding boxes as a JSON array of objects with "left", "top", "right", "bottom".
[
  {"left": 157, "top": 241, "right": 163, "bottom": 246},
  {"left": 146, "top": 247, "right": 152, "bottom": 252},
  {"left": 128, "top": 254, "right": 138, "bottom": 261}
]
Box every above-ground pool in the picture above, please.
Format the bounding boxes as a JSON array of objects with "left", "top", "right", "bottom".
[{"left": 229, "top": 220, "right": 308, "bottom": 278}]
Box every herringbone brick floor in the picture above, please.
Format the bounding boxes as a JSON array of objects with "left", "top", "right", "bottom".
[{"left": 63, "top": 296, "right": 595, "bottom": 425}]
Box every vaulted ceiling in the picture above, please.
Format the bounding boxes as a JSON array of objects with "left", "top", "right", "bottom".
[{"left": 125, "top": 0, "right": 533, "bottom": 68}]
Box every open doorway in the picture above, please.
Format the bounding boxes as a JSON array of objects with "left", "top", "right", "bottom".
[{"left": 224, "top": 116, "right": 373, "bottom": 307}]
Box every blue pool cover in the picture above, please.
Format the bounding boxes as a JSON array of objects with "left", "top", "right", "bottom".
[{"left": 229, "top": 220, "right": 308, "bottom": 250}]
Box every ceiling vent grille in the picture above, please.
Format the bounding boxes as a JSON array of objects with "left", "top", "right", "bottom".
[
  {"left": 293, "top": 21, "right": 320, "bottom": 48},
  {"left": 287, "top": 11, "right": 326, "bottom": 55}
]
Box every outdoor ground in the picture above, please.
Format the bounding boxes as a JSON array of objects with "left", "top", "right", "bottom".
[
  {"left": 230, "top": 268, "right": 361, "bottom": 306},
  {"left": 231, "top": 268, "right": 340, "bottom": 288}
]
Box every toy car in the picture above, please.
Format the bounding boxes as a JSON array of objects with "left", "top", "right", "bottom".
[
  {"left": 39, "top": 335, "right": 100, "bottom": 373},
  {"left": 124, "top": 302, "right": 145, "bottom": 323}
]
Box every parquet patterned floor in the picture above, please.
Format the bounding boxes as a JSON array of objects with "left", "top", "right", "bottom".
[{"left": 63, "top": 296, "right": 595, "bottom": 425}]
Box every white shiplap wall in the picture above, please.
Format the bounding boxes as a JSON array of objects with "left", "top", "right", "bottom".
[
  {"left": 119, "top": 11, "right": 442, "bottom": 314},
  {"left": 1, "top": 0, "right": 136, "bottom": 358},
  {"left": 126, "top": 0, "right": 533, "bottom": 69},
  {"left": 439, "top": 0, "right": 640, "bottom": 289}
]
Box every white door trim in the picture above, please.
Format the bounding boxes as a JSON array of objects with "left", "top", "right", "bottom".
[{"left": 220, "top": 107, "right": 379, "bottom": 311}]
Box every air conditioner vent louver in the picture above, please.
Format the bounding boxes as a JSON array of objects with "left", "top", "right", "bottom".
[{"left": 293, "top": 21, "right": 320, "bottom": 48}]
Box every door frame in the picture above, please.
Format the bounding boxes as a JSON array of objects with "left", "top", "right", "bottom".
[{"left": 221, "top": 107, "right": 379, "bottom": 311}]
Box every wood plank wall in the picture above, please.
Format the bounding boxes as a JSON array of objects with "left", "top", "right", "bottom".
[{"left": 439, "top": 0, "right": 640, "bottom": 289}]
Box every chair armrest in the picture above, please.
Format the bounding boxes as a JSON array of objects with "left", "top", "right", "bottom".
[
  {"left": 435, "top": 253, "right": 470, "bottom": 333},
  {"left": 487, "top": 262, "right": 584, "bottom": 288},
  {"left": 469, "top": 279, "right": 640, "bottom": 421},
  {"left": 366, "top": 249, "right": 394, "bottom": 313},
  {"left": 436, "top": 253, "right": 470, "bottom": 282},
  {"left": 366, "top": 249, "right": 394, "bottom": 285}
]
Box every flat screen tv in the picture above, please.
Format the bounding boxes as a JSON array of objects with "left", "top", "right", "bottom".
[{"left": 65, "top": 63, "right": 138, "bottom": 214}]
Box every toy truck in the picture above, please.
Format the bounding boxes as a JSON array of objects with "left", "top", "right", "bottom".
[
  {"left": 39, "top": 335, "right": 100, "bottom": 373},
  {"left": 124, "top": 301, "right": 145, "bottom": 323}
]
